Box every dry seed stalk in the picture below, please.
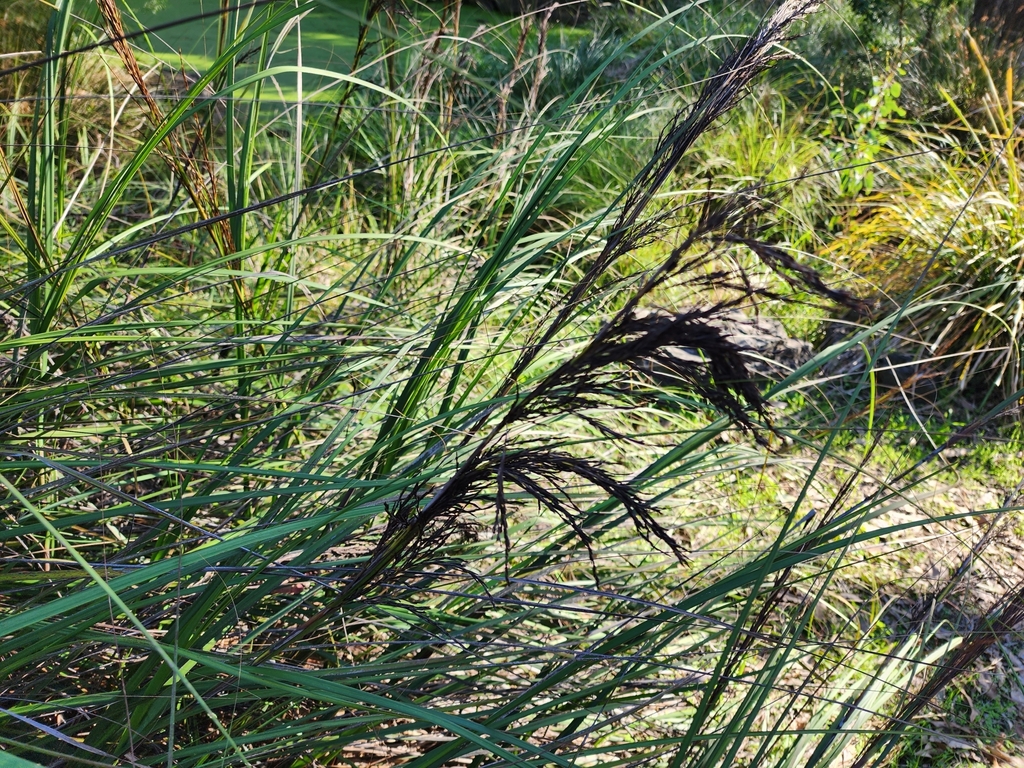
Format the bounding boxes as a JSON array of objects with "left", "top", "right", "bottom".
[
  {"left": 257, "top": 0, "right": 834, "bottom": 658},
  {"left": 95, "top": 0, "right": 246, "bottom": 309},
  {"left": 354, "top": 0, "right": 825, "bottom": 592}
]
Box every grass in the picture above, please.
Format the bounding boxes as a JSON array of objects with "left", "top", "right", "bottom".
[
  {"left": 825, "top": 54, "right": 1024, "bottom": 405},
  {"left": 1, "top": 0, "right": 1023, "bottom": 766},
  {"left": 128, "top": 0, "right": 514, "bottom": 96}
]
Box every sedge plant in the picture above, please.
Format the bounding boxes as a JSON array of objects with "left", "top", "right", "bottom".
[{"left": 0, "top": 1, "right": 1021, "bottom": 766}]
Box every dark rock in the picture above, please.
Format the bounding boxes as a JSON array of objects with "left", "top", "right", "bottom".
[{"left": 634, "top": 307, "right": 814, "bottom": 386}]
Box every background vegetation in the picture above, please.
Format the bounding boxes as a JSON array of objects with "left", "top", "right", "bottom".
[{"left": 1, "top": 0, "right": 1023, "bottom": 765}]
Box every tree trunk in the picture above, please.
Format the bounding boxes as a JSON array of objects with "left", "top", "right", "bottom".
[{"left": 972, "top": 0, "right": 1024, "bottom": 46}]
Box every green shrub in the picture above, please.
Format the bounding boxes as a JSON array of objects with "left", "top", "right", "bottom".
[{"left": 824, "top": 44, "right": 1024, "bottom": 403}]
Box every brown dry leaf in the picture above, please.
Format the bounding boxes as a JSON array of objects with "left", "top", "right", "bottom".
[
  {"left": 1011, "top": 684, "right": 1024, "bottom": 707},
  {"left": 978, "top": 668, "right": 999, "bottom": 697},
  {"left": 1006, "top": 649, "right": 1024, "bottom": 706},
  {"left": 935, "top": 734, "right": 977, "bottom": 750}
]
